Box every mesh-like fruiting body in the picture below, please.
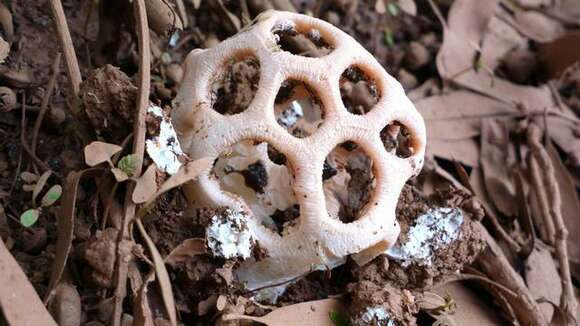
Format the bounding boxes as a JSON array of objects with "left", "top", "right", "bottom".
[{"left": 173, "top": 10, "right": 427, "bottom": 290}]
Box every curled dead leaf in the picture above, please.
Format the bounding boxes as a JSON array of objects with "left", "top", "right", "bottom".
[
  {"left": 164, "top": 237, "right": 206, "bottom": 266},
  {"left": 133, "top": 164, "right": 158, "bottom": 204},
  {"left": 84, "top": 141, "right": 123, "bottom": 167}
]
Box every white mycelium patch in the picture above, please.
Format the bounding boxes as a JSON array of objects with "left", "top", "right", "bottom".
[
  {"left": 356, "top": 307, "right": 394, "bottom": 326},
  {"left": 206, "top": 209, "right": 253, "bottom": 259},
  {"left": 387, "top": 207, "right": 463, "bottom": 267},
  {"left": 145, "top": 104, "right": 184, "bottom": 175}
]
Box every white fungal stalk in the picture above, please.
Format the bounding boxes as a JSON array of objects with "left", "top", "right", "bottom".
[{"left": 173, "top": 10, "right": 427, "bottom": 290}]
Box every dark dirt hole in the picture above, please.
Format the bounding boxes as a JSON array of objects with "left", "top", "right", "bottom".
[
  {"left": 212, "top": 140, "right": 299, "bottom": 235},
  {"left": 380, "top": 121, "right": 415, "bottom": 158},
  {"left": 323, "top": 142, "right": 376, "bottom": 223},
  {"left": 272, "top": 21, "right": 333, "bottom": 57},
  {"left": 274, "top": 79, "right": 324, "bottom": 138},
  {"left": 210, "top": 54, "right": 260, "bottom": 115},
  {"left": 340, "top": 66, "right": 380, "bottom": 115}
]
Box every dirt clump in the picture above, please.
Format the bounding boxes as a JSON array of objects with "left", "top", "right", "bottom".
[
  {"left": 81, "top": 228, "right": 119, "bottom": 288},
  {"left": 211, "top": 57, "right": 260, "bottom": 115},
  {"left": 80, "top": 65, "right": 138, "bottom": 141}
]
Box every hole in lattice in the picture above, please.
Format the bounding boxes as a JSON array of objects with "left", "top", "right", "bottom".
[
  {"left": 272, "top": 20, "right": 333, "bottom": 57},
  {"left": 380, "top": 121, "right": 415, "bottom": 158},
  {"left": 210, "top": 52, "right": 260, "bottom": 115},
  {"left": 340, "top": 66, "right": 380, "bottom": 115},
  {"left": 323, "top": 142, "right": 376, "bottom": 223},
  {"left": 212, "top": 140, "right": 299, "bottom": 235},
  {"left": 274, "top": 79, "right": 324, "bottom": 138}
]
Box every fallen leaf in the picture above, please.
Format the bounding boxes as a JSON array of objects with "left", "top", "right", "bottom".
[
  {"left": 49, "top": 283, "right": 81, "bottom": 326},
  {"left": 138, "top": 158, "right": 212, "bottom": 216},
  {"left": 428, "top": 138, "right": 480, "bottom": 167},
  {"left": 480, "top": 119, "right": 517, "bottom": 216},
  {"left": 165, "top": 237, "right": 206, "bottom": 266},
  {"left": 0, "top": 238, "right": 57, "bottom": 325},
  {"left": 111, "top": 167, "right": 129, "bottom": 182},
  {"left": 437, "top": 0, "right": 557, "bottom": 113},
  {"left": 546, "top": 142, "right": 580, "bottom": 270},
  {"left": 33, "top": 170, "right": 52, "bottom": 205},
  {"left": 544, "top": 116, "right": 580, "bottom": 168},
  {"left": 433, "top": 283, "right": 504, "bottom": 325},
  {"left": 45, "top": 168, "right": 103, "bottom": 303},
  {"left": 415, "top": 91, "right": 513, "bottom": 141},
  {"left": 525, "top": 242, "right": 562, "bottom": 321},
  {"left": 135, "top": 219, "right": 177, "bottom": 326},
  {"left": 512, "top": 10, "right": 565, "bottom": 42},
  {"left": 84, "top": 141, "right": 123, "bottom": 167},
  {"left": 538, "top": 31, "right": 580, "bottom": 78},
  {"left": 0, "top": 36, "right": 8, "bottom": 63},
  {"left": 222, "top": 298, "right": 344, "bottom": 325},
  {"left": 133, "top": 164, "right": 158, "bottom": 204},
  {"left": 375, "top": 0, "right": 386, "bottom": 14}
]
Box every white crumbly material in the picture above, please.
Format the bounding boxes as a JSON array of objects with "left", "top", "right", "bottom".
[
  {"left": 387, "top": 207, "right": 463, "bottom": 267},
  {"left": 206, "top": 209, "right": 253, "bottom": 259},
  {"left": 277, "top": 101, "right": 304, "bottom": 127},
  {"left": 145, "top": 105, "right": 184, "bottom": 175},
  {"left": 356, "top": 307, "right": 394, "bottom": 326}
]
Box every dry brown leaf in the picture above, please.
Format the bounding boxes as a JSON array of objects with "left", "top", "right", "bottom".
[
  {"left": 544, "top": 116, "right": 580, "bottom": 169},
  {"left": 512, "top": 10, "right": 565, "bottom": 42},
  {"left": 0, "top": 237, "right": 57, "bottom": 325},
  {"left": 165, "top": 237, "right": 206, "bottom": 266},
  {"left": 133, "top": 164, "right": 158, "bottom": 204},
  {"left": 135, "top": 219, "right": 177, "bottom": 326},
  {"left": 20, "top": 171, "right": 38, "bottom": 183},
  {"left": 140, "top": 157, "right": 212, "bottom": 210},
  {"left": 84, "top": 141, "right": 123, "bottom": 167},
  {"left": 538, "top": 31, "right": 580, "bottom": 78},
  {"left": 480, "top": 119, "right": 517, "bottom": 216},
  {"left": 45, "top": 168, "right": 103, "bottom": 303},
  {"left": 428, "top": 138, "right": 480, "bottom": 167},
  {"left": 437, "top": 0, "right": 557, "bottom": 113},
  {"left": 415, "top": 91, "right": 513, "bottom": 141},
  {"left": 546, "top": 142, "right": 580, "bottom": 270},
  {"left": 525, "top": 241, "right": 562, "bottom": 321},
  {"left": 433, "top": 283, "right": 504, "bottom": 325},
  {"left": 375, "top": 0, "right": 386, "bottom": 14},
  {"left": 482, "top": 15, "right": 526, "bottom": 70},
  {"left": 222, "top": 298, "right": 344, "bottom": 325},
  {"left": 49, "top": 283, "right": 82, "bottom": 326}
]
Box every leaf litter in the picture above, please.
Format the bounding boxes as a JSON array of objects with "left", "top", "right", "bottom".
[{"left": 0, "top": 0, "right": 579, "bottom": 325}]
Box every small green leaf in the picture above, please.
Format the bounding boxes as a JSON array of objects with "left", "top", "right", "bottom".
[
  {"left": 329, "top": 310, "right": 352, "bottom": 326},
  {"left": 383, "top": 27, "right": 395, "bottom": 47},
  {"left": 117, "top": 154, "right": 140, "bottom": 177},
  {"left": 41, "top": 184, "right": 62, "bottom": 207},
  {"left": 20, "top": 209, "right": 40, "bottom": 227},
  {"left": 387, "top": 2, "right": 399, "bottom": 15}
]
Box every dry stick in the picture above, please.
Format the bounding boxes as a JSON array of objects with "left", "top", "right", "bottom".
[
  {"left": 527, "top": 125, "right": 578, "bottom": 322},
  {"left": 111, "top": 0, "right": 150, "bottom": 325},
  {"left": 527, "top": 155, "right": 556, "bottom": 244},
  {"left": 474, "top": 222, "right": 548, "bottom": 326},
  {"left": 31, "top": 53, "right": 61, "bottom": 155},
  {"left": 48, "top": 0, "right": 82, "bottom": 97}
]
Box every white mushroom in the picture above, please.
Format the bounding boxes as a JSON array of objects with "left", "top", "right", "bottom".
[{"left": 173, "top": 10, "right": 426, "bottom": 290}]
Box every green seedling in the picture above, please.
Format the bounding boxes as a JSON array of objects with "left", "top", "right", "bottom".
[{"left": 19, "top": 171, "right": 62, "bottom": 227}]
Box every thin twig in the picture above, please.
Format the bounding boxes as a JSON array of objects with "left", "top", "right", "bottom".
[
  {"left": 426, "top": 0, "right": 448, "bottom": 29},
  {"left": 48, "top": 0, "right": 82, "bottom": 97},
  {"left": 474, "top": 222, "right": 548, "bottom": 325},
  {"left": 527, "top": 124, "right": 578, "bottom": 322},
  {"left": 31, "top": 53, "right": 61, "bottom": 155},
  {"left": 111, "top": 0, "right": 150, "bottom": 324}
]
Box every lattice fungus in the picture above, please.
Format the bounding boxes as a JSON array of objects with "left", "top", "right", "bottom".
[{"left": 173, "top": 10, "right": 427, "bottom": 291}]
